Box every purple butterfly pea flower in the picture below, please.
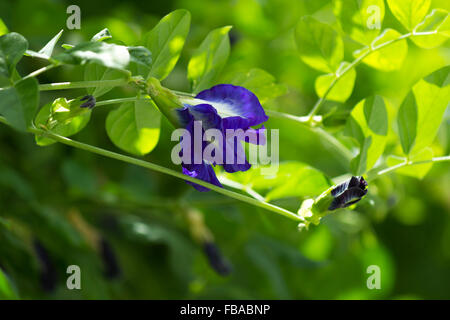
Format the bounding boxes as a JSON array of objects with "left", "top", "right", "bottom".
[{"left": 176, "top": 84, "right": 268, "bottom": 192}]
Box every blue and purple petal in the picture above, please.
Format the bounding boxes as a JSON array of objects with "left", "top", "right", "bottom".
[{"left": 177, "top": 84, "right": 269, "bottom": 191}]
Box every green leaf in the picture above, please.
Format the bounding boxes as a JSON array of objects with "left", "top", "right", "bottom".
[
  {"left": 84, "top": 62, "right": 131, "bottom": 98},
  {"left": 54, "top": 41, "right": 130, "bottom": 69},
  {"left": 347, "top": 96, "right": 389, "bottom": 174},
  {"left": 387, "top": 0, "right": 431, "bottom": 31},
  {"left": 106, "top": 98, "right": 161, "bottom": 156},
  {"left": 314, "top": 62, "right": 356, "bottom": 102},
  {"left": 227, "top": 68, "right": 287, "bottom": 104},
  {"left": 128, "top": 46, "right": 152, "bottom": 68},
  {"left": 25, "top": 30, "right": 64, "bottom": 60},
  {"left": 345, "top": 116, "right": 365, "bottom": 145},
  {"left": 0, "top": 78, "right": 38, "bottom": 132},
  {"left": 397, "top": 91, "right": 418, "bottom": 155},
  {"left": 363, "top": 95, "right": 388, "bottom": 136},
  {"left": 295, "top": 16, "right": 343, "bottom": 73},
  {"left": 127, "top": 46, "right": 153, "bottom": 77},
  {"left": 219, "top": 162, "right": 332, "bottom": 201},
  {"left": 187, "top": 26, "right": 231, "bottom": 93},
  {"left": 91, "top": 28, "right": 112, "bottom": 42},
  {"left": 0, "top": 32, "right": 28, "bottom": 85},
  {"left": 412, "top": 9, "right": 450, "bottom": 49},
  {"left": 350, "top": 135, "right": 372, "bottom": 175},
  {"left": 410, "top": 66, "right": 450, "bottom": 154},
  {"left": 333, "top": 0, "right": 385, "bottom": 45},
  {"left": 34, "top": 98, "right": 91, "bottom": 146},
  {"left": 143, "top": 9, "right": 191, "bottom": 80},
  {"left": 39, "top": 29, "right": 64, "bottom": 58},
  {"left": 0, "top": 268, "right": 18, "bottom": 300},
  {"left": 0, "top": 18, "right": 8, "bottom": 36},
  {"left": 354, "top": 29, "right": 408, "bottom": 71}
]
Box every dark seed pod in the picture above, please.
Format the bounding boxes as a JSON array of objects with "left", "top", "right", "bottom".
[
  {"left": 99, "top": 237, "right": 121, "bottom": 280},
  {"left": 203, "top": 242, "right": 232, "bottom": 276},
  {"left": 32, "top": 239, "right": 57, "bottom": 292},
  {"left": 329, "top": 176, "right": 368, "bottom": 210},
  {"left": 80, "top": 95, "right": 96, "bottom": 109}
]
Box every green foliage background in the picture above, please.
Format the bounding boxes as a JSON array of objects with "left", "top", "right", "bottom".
[{"left": 0, "top": 0, "right": 449, "bottom": 299}]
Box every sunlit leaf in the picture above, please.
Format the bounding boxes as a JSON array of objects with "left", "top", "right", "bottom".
[
  {"left": 354, "top": 29, "right": 408, "bottom": 71},
  {"left": 397, "top": 92, "right": 418, "bottom": 155},
  {"left": 227, "top": 68, "right": 287, "bottom": 104},
  {"left": 188, "top": 26, "right": 231, "bottom": 93},
  {"left": 0, "top": 32, "right": 28, "bottom": 85},
  {"left": 34, "top": 98, "right": 91, "bottom": 146},
  {"left": 363, "top": 95, "right": 388, "bottom": 136},
  {"left": 346, "top": 96, "right": 388, "bottom": 174},
  {"left": 387, "top": 0, "right": 431, "bottom": 31},
  {"left": 143, "top": 9, "right": 191, "bottom": 80},
  {"left": 0, "top": 268, "right": 18, "bottom": 299},
  {"left": 0, "top": 18, "right": 8, "bottom": 36},
  {"left": 350, "top": 135, "right": 372, "bottom": 175},
  {"left": 333, "top": 0, "right": 385, "bottom": 45},
  {"left": 219, "top": 162, "right": 331, "bottom": 201},
  {"left": 315, "top": 62, "right": 356, "bottom": 102},
  {"left": 54, "top": 41, "right": 130, "bottom": 69},
  {"left": 38, "top": 29, "right": 63, "bottom": 58},
  {"left": 0, "top": 78, "right": 38, "bottom": 132},
  {"left": 106, "top": 98, "right": 161, "bottom": 156},
  {"left": 295, "top": 16, "right": 343, "bottom": 73},
  {"left": 412, "top": 9, "right": 450, "bottom": 49},
  {"left": 410, "top": 66, "right": 450, "bottom": 154}
]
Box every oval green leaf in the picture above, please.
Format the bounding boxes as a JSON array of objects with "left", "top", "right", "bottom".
[
  {"left": 355, "top": 29, "right": 408, "bottom": 71},
  {"left": 412, "top": 9, "right": 450, "bottom": 48},
  {"left": 333, "top": 0, "right": 385, "bottom": 45},
  {"left": 187, "top": 26, "right": 231, "bottom": 93},
  {"left": 0, "top": 32, "right": 28, "bottom": 85},
  {"left": 295, "top": 16, "right": 343, "bottom": 73},
  {"left": 397, "top": 91, "right": 418, "bottom": 155},
  {"left": 143, "top": 9, "right": 191, "bottom": 80},
  {"left": 315, "top": 62, "right": 356, "bottom": 102},
  {"left": 0, "top": 78, "right": 38, "bottom": 132},
  {"left": 387, "top": 0, "right": 431, "bottom": 31},
  {"left": 106, "top": 98, "right": 161, "bottom": 156}
]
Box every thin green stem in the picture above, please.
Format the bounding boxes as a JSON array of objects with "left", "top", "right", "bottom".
[
  {"left": 376, "top": 155, "right": 450, "bottom": 176},
  {"left": 307, "top": 32, "right": 412, "bottom": 119},
  {"left": 23, "top": 63, "right": 59, "bottom": 80},
  {"left": 95, "top": 97, "right": 149, "bottom": 107},
  {"left": 0, "top": 115, "right": 301, "bottom": 222},
  {"left": 38, "top": 79, "right": 130, "bottom": 91}
]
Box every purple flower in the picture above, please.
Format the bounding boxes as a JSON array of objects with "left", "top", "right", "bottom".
[{"left": 177, "top": 84, "right": 268, "bottom": 191}]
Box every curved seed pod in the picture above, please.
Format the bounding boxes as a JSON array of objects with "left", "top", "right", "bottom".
[
  {"left": 99, "top": 237, "right": 121, "bottom": 280},
  {"left": 203, "top": 242, "right": 232, "bottom": 276},
  {"left": 32, "top": 239, "right": 57, "bottom": 292}
]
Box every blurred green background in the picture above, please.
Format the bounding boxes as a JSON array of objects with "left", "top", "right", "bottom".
[{"left": 0, "top": 0, "right": 449, "bottom": 299}]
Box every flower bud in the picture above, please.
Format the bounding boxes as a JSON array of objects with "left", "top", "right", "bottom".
[
  {"left": 298, "top": 176, "right": 368, "bottom": 230},
  {"left": 147, "top": 77, "right": 184, "bottom": 127}
]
